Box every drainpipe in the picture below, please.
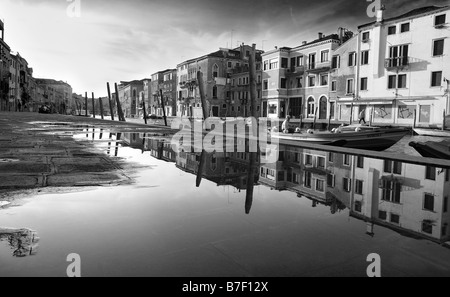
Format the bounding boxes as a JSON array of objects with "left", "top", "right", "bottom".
[{"left": 355, "top": 32, "right": 361, "bottom": 123}]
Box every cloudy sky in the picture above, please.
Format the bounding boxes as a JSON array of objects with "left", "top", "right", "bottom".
[{"left": 1, "top": 0, "right": 449, "bottom": 96}]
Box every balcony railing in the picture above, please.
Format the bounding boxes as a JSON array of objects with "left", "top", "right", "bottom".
[
  {"left": 385, "top": 57, "right": 409, "bottom": 69},
  {"left": 306, "top": 61, "right": 331, "bottom": 73}
]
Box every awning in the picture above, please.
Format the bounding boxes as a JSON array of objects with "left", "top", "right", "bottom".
[{"left": 338, "top": 98, "right": 394, "bottom": 106}]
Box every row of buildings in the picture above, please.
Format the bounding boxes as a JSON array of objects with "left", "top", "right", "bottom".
[
  {"left": 110, "top": 131, "right": 450, "bottom": 244},
  {"left": 0, "top": 20, "right": 73, "bottom": 113},
  {"left": 120, "top": 5, "right": 449, "bottom": 128}
]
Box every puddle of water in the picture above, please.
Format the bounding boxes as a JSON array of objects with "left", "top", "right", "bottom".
[{"left": 1, "top": 129, "right": 450, "bottom": 277}]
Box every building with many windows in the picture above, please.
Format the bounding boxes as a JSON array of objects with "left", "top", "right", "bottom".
[
  {"left": 0, "top": 19, "right": 11, "bottom": 111},
  {"left": 345, "top": 5, "right": 450, "bottom": 127}
]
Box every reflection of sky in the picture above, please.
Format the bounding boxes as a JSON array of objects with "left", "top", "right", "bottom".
[{"left": 1, "top": 137, "right": 450, "bottom": 277}]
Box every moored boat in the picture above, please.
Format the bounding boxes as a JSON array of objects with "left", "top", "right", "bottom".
[
  {"left": 409, "top": 140, "right": 450, "bottom": 159},
  {"left": 272, "top": 124, "right": 409, "bottom": 151},
  {"left": 413, "top": 128, "right": 450, "bottom": 137}
]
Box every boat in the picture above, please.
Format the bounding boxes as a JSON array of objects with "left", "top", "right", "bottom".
[
  {"left": 413, "top": 128, "right": 450, "bottom": 137},
  {"left": 409, "top": 140, "right": 450, "bottom": 159},
  {"left": 271, "top": 124, "right": 409, "bottom": 151}
]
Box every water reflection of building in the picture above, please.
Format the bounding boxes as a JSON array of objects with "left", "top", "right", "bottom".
[
  {"left": 0, "top": 228, "right": 39, "bottom": 257},
  {"left": 260, "top": 143, "right": 450, "bottom": 243}
]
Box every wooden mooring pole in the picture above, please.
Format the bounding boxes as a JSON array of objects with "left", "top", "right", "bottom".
[
  {"left": 91, "top": 93, "right": 96, "bottom": 119},
  {"left": 159, "top": 89, "right": 168, "bottom": 127},
  {"left": 107, "top": 83, "right": 115, "bottom": 121},
  {"left": 114, "top": 83, "right": 126, "bottom": 122}
]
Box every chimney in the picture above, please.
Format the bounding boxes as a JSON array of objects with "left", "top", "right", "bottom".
[
  {"left": 376, "top": 5, "right": 386, "bottom": 23},
  {"left": 302, "top": 41, "right": 307, "bottom": 45},
  {"left": 318, "top": 32, "right": 323, "bottom": 39}
]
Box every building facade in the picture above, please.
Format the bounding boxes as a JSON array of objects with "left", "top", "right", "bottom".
[
  {"left": 118, "top": 80, "right": 144, "bottom": 118},
  {"left": 35, "top": 79, "right": 73, "bottom": 114},
  {"left": 349, "top": 6, "right": 450, "bottom": 127},
  {"left": 0, "top": 20, "right": 11, "bottom": 111}
]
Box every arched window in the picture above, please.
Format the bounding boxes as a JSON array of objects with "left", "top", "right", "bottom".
[
  {"left": 307, "top": 97, "right": 315, "bottom": 118},
  {"left": 213, "top": 64, "right": 219, "bottom": 78},
  {"left": 319, "top": 96, "right": 328, "bottom": 119}
]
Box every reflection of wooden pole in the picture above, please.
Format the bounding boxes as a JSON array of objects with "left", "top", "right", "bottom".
[
  {"left": 91, "top": 93, "right": 96, "bottom": 119},
  {"left": 115, "top": 133, "right": 122, "bottom": 157},
  {"left": 245, "top": 152, "right": 257, "bottom": 214},
  {"left": 114, "top": 83, "right": 126, "bottom": 122},
  {"left": 85, "top": 92, "right": 88, "bottom": 117},
  {"left": 99, "top": 97, "right": 104, "bottom": 120},
  {"left": 196, "top": 151, "right": 207, "bottom": 187},
  {"left": 442, "top": 109, "right": 446, "bottom": 131},
  {"left": 107, "top": 83, "right": 115, "bottom": 121},
  {"left": 159, "top": 89, "right": 168, "bottom": 126},
  {"left": 328, "top": 106, "right": 332, "bottom": 131},
  {"left": 413, "top": 109, "right": 416, "bottom": 129},
  {"left": 299, "top": 103, "right": 303, "bottom": 129},
  {"left": 142, "top": 95, "right": 148, "bottom": 125}
]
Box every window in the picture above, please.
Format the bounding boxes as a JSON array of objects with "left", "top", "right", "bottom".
[
  {"left": 400, "top": 23, "right": 410, "bottom": 33},
  {"left": 308, "top": 53, "right": 316, "bottom": 69},
  {"left": 321, "top": 50, "right": 329, "bottom": 62},
  {"left": 316, "top": 180, "right": 325, "bottom": 192},
  {"left": 384, "top": 160, "right": 402, "bottom": 174},
  {"left": 264, "top": 61, "right": 268, "bottom": 71},
  {"left": 388, "top": 44, "right": 409, "bottom": 67},
  {"left": 360, "top": 77, "right": 368, "bottom": 91},
  {"left": 379, "top": 211, "right": 387, "bottom": 220},
  {"left": 263, "top": 80, "right": 268, "bottom": 90},
  {"left": 296, "top": 77, "right": 303, "bottom": 88},
  {"left": 431, "top": 71, "right": 442, "bottom": 87},
  {"left": 435, "top": 14, "right": 446, "bottom": 26},
  {"left": 213, "top": 86, "right": 218, "bottom": 98},
  {"left": 446, "top": 168, "right": 449, "bottom": 182},
  {"left": 391, "top": 214, "right": 400, "bottom": 224},
  {"left": 213, "top": 64, "right": 219, "bottom": 78},
  {"left": 281, "top": 58, "right": 288, "bottom": 68},
  {"left": 433, "top": 39, "right": 444, "bottom": 56},
  {"left": 278, "top": 171, "right": 285, "bottom": 182},
  {"left": 327, "top": 174, "right": 335, "bottom": 188},
  {"left": 381, "top": 180, "right": 401, "bottom": 203},
  {"left": 304, "top": 171, "right": 312, "bottom": 188},
  {"left": 222, "top": 104, "right": 227, "bottom": 109},
  {"left": 331, "top": 80, "right": 337, "bottom": 92},
  {"left": 442, "top": 225, "right": 447, "bottom": 237},
  {"left": 227, "top": 62, "right": 232, "bottom": 68},
  {"left": 354, "top": 201, "right": 362, "bottom": 212},
  {"left": 307, "top": 98, "right": 315, "bottom": 117},
  {"left": 348, "top": 52, "right": 356, "bottom": 66},
  {"left": 269, "top": 59, "right": 278, "bottom": 69},
  {"left": 332, "top": 55, "right": 340, "bottom": 69},
  {"left": 357, "top": 156, "right": 364, "bottom": 168},
  {"left": 329, "top": 152, "right": 334, "bottom": 163},
  {"left": 388, "top": 75, "right": 396, "bottom": 89},
  {"left": 330, "top": 102, "right": 335, "bottom": 119},
  {"left": 426, "top": 166, "right": 436, "bottom": 180},
  {"left": 398, "top": 74, "right": 407, "bottom": 88},
  {"left": 343, "top": 154, "right": 351, "bottom": 166},
  {"left": 317, "top": 156, "right": 325, "bottom": 169},
  {"left": 308, "top": 76, "right": 316, "bottom": 87},
  {"left": 388, "top": 26, "right": 396, "bottom": 35},
  {"left": 355, "top": 180, "right": 364, "bottom": 195},
  {"left": 422, "top": 221, "right": 433, "bottom": 234},
  {"left": 361, "top": 51, "right": 369, "bottom": 65},
  {"left": 320, "top": 74, "right": 328, "bottom": 86},
  {"left": 291, "top": 57, "right": 296, "bottom": 68},
  {"left": 343, "top": 177, "right": 351, "bottom": 192},
  {"left": 297, "top": 56, "right": 304, "bottom": 66},
  {"left": 346, "top": 79, "right": 354, "bottom": 94},
  {"left": 280, "top": 78, "right": 287, "bottom": 89},
  {"left": 362, "top": 31, "right": 370, "bottom": 41},
  {"left": 305, "top": 154, "right": 313, "bottom": 166},
  {"left": 424, "top": 194, "right": 435, "bottom": 211}
]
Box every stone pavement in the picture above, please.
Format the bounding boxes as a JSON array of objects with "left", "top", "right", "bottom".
[{"left": 0, "top": 112, "right": 174, "bottom": 195}]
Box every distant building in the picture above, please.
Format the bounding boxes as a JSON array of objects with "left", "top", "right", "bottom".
[
  {"left": 35, "top": 78, "right": 73, "bottom": 114},
  {"left": 149, "top": 70, "right": 174, "bottom": 117},
  {"left": 118, "top": 80, "right": 145, "bottom": 118},
  {"left": 0, "top": 19, "right": 11, "bottom": 111},
  {"left": 176, "top": 44, "right": 263, "bottom": 118}
]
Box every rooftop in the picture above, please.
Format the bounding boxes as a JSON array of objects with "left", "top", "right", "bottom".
[{"left": 358, "top": 5, "right": 449, "bottom": 29}]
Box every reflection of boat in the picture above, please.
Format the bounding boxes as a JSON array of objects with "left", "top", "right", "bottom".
[
  {"left": 413, "top": 128, "right": 450, "bottom": 137},
  {"left": 272, "top": 125, "right": 409, "bottom": 151},
  {"left": 409, "top": 140, "right": 450, "bottom": 159}
]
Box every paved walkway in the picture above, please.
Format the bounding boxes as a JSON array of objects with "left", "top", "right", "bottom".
[{"left": 0, "top": 112, "right": 174, "bottom": 195}]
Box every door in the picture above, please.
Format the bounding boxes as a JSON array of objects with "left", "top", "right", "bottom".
[
  {"left": 212, "top": 106, "right": 219, "bottom": 117},
  {"left": 319, "top": 96, "right": 328, "bottom": 119}
]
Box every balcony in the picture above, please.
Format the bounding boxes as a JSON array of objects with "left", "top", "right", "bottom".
[
  {"left": 284, "top": 66, "right": 305, "bottom": 76},
  {"left": 306, "top": 61, "right": 331, "bottom": 73},
  {"left": 385, "top": 57, "right": 409, "bottom": 69}
]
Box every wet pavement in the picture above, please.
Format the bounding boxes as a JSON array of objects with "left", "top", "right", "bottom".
[{"left": 1, "top": 112, "right": 450, "bottom": 277}]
